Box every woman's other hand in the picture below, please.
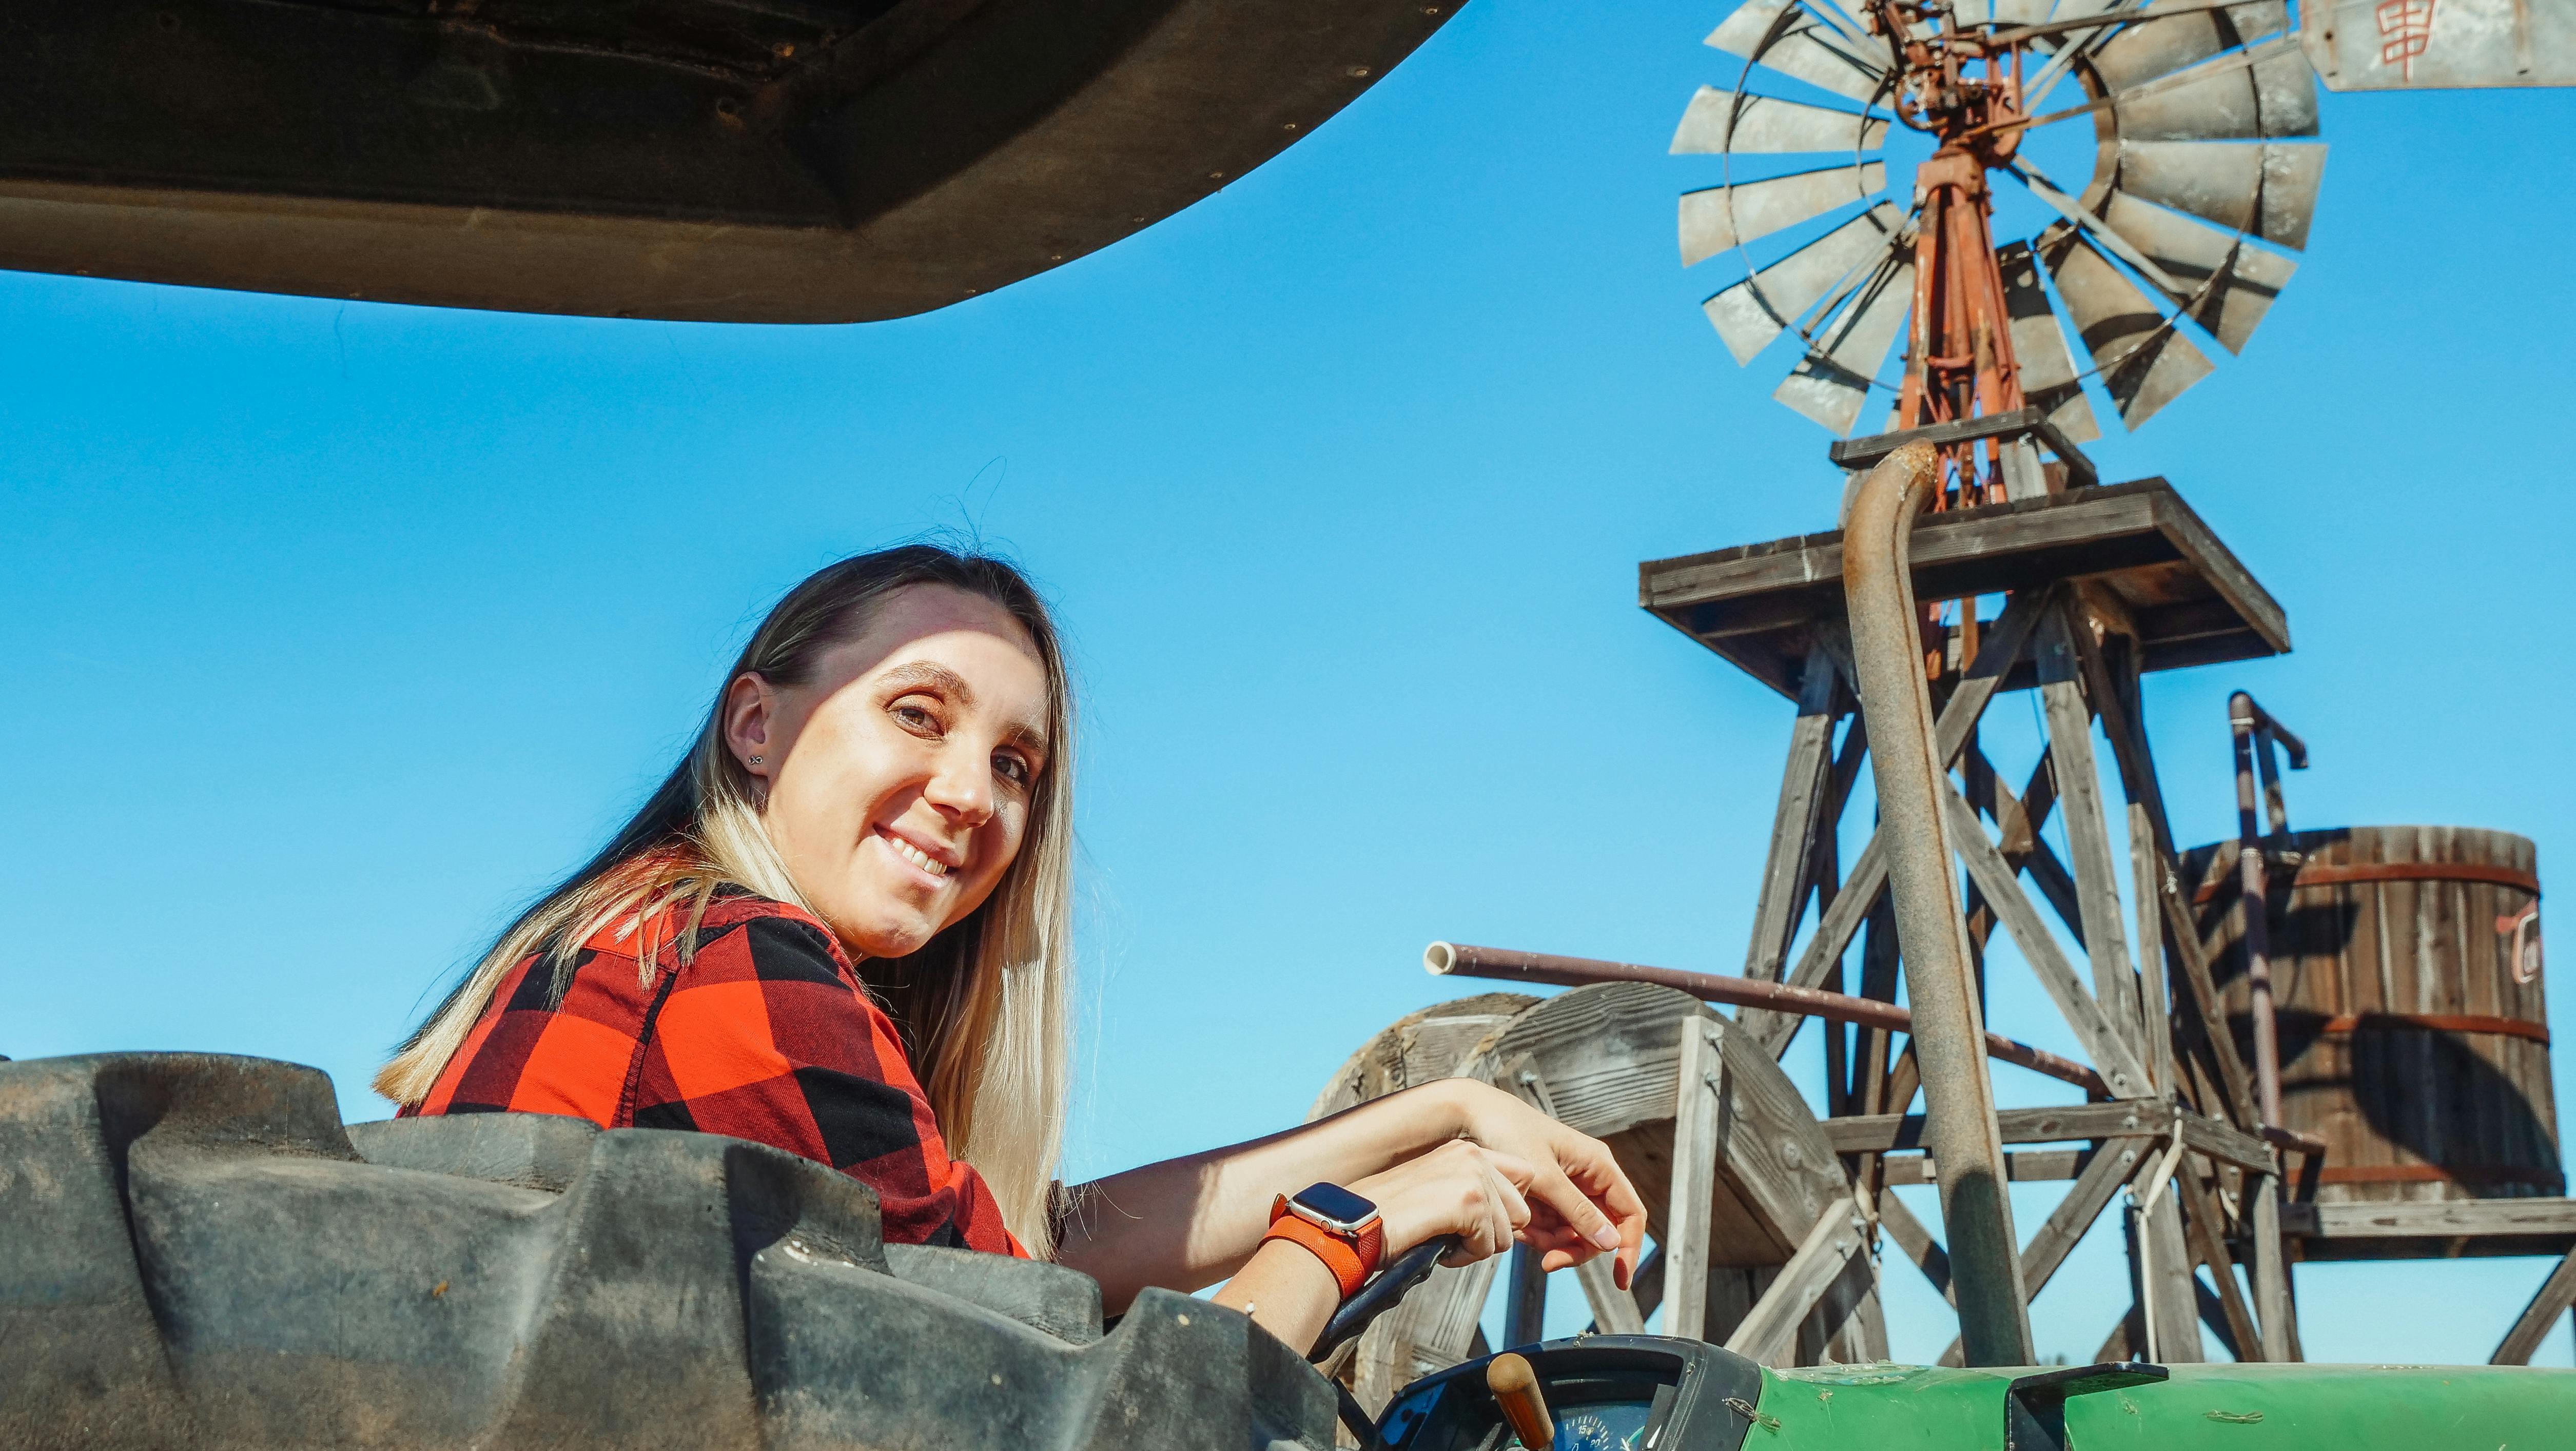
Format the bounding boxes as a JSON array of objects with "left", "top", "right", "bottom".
[{"left": 1431, "top": 1081, "right": 1648, "bottom": 1287}]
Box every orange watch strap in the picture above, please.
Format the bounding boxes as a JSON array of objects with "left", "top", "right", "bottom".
[
  {"left": 1263, "top": 1193, "right": 1387, "bottom": 1299},
  {"left": 1262, "top": 1215, "right": 1371, "bottom": 1299}
]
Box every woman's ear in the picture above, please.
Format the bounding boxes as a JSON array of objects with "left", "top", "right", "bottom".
[{"left": 723, "top": 672, "right": 777, "bottom": 777}]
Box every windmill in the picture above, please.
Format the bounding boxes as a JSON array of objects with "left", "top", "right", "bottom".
[
  {"left": 1674, "top": 0, "right": 2558, "bottom": 502},
  {"left": 1306, "top": 0, "right": 2576, "bottom": 1387}
]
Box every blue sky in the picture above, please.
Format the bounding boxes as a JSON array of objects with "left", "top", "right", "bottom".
[{"left": 6, "top": 0, "right": 2571, "bottom": 1369}]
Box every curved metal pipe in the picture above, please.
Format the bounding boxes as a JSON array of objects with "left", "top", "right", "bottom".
[{"left": 1843, "top": 442, "right": 2036, "bottom": 1367}]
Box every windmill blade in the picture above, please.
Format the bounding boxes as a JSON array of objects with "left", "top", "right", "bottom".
[
  {"left": 1704, "top": 204, "right": 1906, "bottom": 363},
  {"left": 1681, "top": 162, "right": 1889, "bottom": 266},
  {"left": 1952, "top": 0, "right": 1994, "bottom": 26},
  {"left": 2114, "top": 34, "right": 2319, "bottom": 140},
  {"left": 1988, "top": 0, "right": 2055, "bottom": 25},
  {"left": 2097, "top": 194, "right": 2297, "bottom": 352},
  {"left": 2115, "top": 140, "right": 2326, "bottom": 249},
  {"left": 1707, "top": 0, "right": 1893, "bottom": 105},
  {"left": 1774, "top": 257, "right": 1916, "bottom": 434},
  {"left": 1996, "top": 240, "right": 2103, "bottom": 443},
  {"left": 1672, "top": 88, "right": 1890, "bottom": 154},
  {"left": 2039, "top": 222, "right": 2215, "bottom": 427},
  {"left": 2091, "top": 0, "right": 2288, "bottom": 93}
]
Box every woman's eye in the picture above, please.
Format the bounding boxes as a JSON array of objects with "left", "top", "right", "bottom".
[
  {"left": 994, "top": 753, "right": 1030, "bottom": 787},
  {"left": 893, "top": 703, "right": 939, "bottom": 732}
]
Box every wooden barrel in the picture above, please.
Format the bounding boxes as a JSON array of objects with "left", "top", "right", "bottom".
[{"left": 2181, "top": 826, "right": 2558, "bottom": 1204}]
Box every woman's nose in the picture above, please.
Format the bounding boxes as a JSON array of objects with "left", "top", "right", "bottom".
[{"left": 922, "top": 751, "right": 995, "bottom": 825}]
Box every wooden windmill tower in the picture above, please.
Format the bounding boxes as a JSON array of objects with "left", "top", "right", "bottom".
[{"left": 1317, "top": 0, "right": 2576, "bottom": 1404}]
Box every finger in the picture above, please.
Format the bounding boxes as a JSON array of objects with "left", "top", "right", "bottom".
[
  {"left": 1549, "top": 1134, "right": 1650, "bottom": 1289},
  {"left": 1542, "top": 1133, "right": 1641, "bottom": 1257}
]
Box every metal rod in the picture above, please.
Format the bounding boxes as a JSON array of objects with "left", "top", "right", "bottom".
[
  {"left": 2228, "top": 690, "right": 2285, "bottom": 1128},
  {"left": 1843, "top": 442, "right": 2035, "bottom": 1366},
  {"left": 1423, "top": 943, "right": 2107, "bottom": 1095}
]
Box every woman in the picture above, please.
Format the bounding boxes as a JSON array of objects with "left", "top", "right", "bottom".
[{"left": 379, "top": 545, "right": 1643, "bottom": 1354}]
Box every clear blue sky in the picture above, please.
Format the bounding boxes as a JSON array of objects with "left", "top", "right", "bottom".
[{"left": 5, "top": 0, "right": 2570, "bottom": 1369}]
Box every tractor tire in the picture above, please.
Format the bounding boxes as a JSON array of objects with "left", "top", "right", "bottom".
[{"left": 0, "top": 1052, "right": 1333, "bottom": 1450}]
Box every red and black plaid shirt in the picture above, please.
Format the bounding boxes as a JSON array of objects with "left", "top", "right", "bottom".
[{"left": 404, "top": 892, "right": 1026, "bottom": 1257}]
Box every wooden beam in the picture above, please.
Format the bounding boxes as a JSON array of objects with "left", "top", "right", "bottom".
[
  {"left": 1725, "top": 1201, "right": 1870, "bottom": 1366},
  {"left": 1665, "top": 1016, "right": 1722, "bottom": 1341},
  {"left": 1572, "top": 1250, "right": 1645, "bottom": 1337},
  {"left": 2249, "top": 1171, "right": 2298, "bottom": 1362},
  {"left": 2176, "top": 1112, "right": 2276, "bottom": 1173},
  {"left": 2133, "top": 1153, "right": 2204, "bottom": 1362},
  {"left": 1878, "top": 1190, "right": 1955, "bottom": 1304},
  {"left": 2035, "top": 605, "right": 2142, "bottom": 1053},
  {"left": 1942, "top": 783, "right": 2154, "bottom": 1098},
  {"left": 1749, "top": 589, "right": 2058, "bottom": 1058},
  {"left": 2078, "top": 627, "right": 2259, "bottom": 1127},
  {"left": 1965, "top": 743, "right": 2086, "bottom": 944},
  {"left": 2491, "top": 1246, "right": 2576, "bottom": 1365},
  {"left": 1881, "top": 1149, "right": 2093, "bottom": 1185},
  {"left": 1741, "top": 650, "right": 1842, "bottom": 991},
  {"left": 2283, "top": 1198, "right": 2576, "bottom": 1240},
  {"left": 2173, "top": 1152, "right": 2264, "bottom": 1359},
  {"left": 1826, "top": 1100, "right": 2168, "bottom": 1153}
]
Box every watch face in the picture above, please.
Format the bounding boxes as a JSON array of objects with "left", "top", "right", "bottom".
[{"left": 1293, "top": 1182, "right": 1378, "bottom": 1231}]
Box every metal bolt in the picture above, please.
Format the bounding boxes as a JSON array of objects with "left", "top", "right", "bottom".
[{"left": 1348, "top": 66, "right": 1372, "bottom": 77}]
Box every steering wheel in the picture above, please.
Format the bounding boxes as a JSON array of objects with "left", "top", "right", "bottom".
[{"left": 1309, "top": 1233, "right": 1464, "bottom": 1449}]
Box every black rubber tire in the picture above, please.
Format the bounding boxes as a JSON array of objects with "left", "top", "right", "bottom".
[{"left": 0, "top": 1053, "right": 1333, "bottom": 1450}]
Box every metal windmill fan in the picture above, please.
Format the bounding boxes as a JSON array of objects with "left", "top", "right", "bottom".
[{"left": 1677, "top": 0, "right": 2327, "bottom": 442}]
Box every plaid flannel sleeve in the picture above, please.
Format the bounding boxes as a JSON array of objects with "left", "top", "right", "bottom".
[{"left": 629, "top": 911, "right": 1027, "bottom": 1258}]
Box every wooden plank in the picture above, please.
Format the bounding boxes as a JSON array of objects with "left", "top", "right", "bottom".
[
  {"left": 1503, "top": 1243, "right": 1548, "bottom": 1348},
  {"left": 2036, "top": 606, "right": 2142, "bottom": 1053},
  {"left": 1735, "top": 649, "right": 1844, "bottom": 1048},
  {"left": 1942, "top": 783, "right": 2155, "bottom": 1099},
  {"left": 2134, "top": 1153, "right": 2204, "bottom": 1362},
  {"left": 1572, "top": 1250, "right": 1645, "bottom": 1336},
  {"left": 1877, "top": 1190, "right": 1954, "bottom": 1304},
  {"left": 1724, "top": 1201, "right": 1869, "bottom": 1367},
  {"left": 1966, "top": 742, "right": 2086, "bottom": 945},
  {"left": 2249, "top": 1171, "right": 2297, "bottom": 1362},
  {"left": 2079, "top": 630, "right": 2259, "bottom": 1127},
  {"left": 2141, "top": 486, "right": 2290, "bottom": 657},
  {"left": 1665, "top": 1016, "right": 1721, "bottom": 1341},
  {"left": 2490, "top": 1246, "right": 2576, "bottom": 1365},
  {"left": 1749, "top": 591, "right": 2053, "bottom": 1058},
  {"left": 2176, "top": 1111, "right": 2276, "bottom": 1173},
  {"left": 1880, "top": 1149, "right": 2092, "bottom": 1185},
  {"left": 2282, "top": 1198, "right": 2576, "bottom": 1240},
  {"left": 2174, "top": 1151, "right": 2265, "bottom": 1359},
  {"left": 1826, "top": 1100, "right": 2167, "bottom": 1153}
]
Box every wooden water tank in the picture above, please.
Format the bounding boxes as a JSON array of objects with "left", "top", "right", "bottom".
[{"left": 2181, "top": 826, "right": 2559, "bottom": 1204}]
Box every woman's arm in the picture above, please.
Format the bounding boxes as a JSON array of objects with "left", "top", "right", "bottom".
[{"left": 1053, "top": 1077, "right": 1645, "bottom": 1316}]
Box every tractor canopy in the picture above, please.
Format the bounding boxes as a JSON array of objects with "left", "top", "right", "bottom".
[{"left": 0, "top": 0, "right": 1461, "bottom": 321}]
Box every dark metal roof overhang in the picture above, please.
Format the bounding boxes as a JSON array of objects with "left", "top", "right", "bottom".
[{"left": 0, "top": 0, "right": 1463, "bottom": 321}]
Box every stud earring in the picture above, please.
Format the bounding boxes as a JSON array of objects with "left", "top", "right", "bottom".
[{"left": 748, "top": 755, "right": 764, "bottom": 765}]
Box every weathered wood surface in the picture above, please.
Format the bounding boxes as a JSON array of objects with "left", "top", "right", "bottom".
[
  {"left": 1304, "top": 994, "right": 1532, "bottom": 1414},
  {"left": 1936, "top": 1140, "right": 2138, "bottom": 1365},
  {"left": 1879, "top": 1149, "right": 2093, "bottom": 1184},
  {"left": 1736, "top": 651, "right": 1844, "bottom": 1049},
  {"left": 2491, "top": 1246, "right": 2576, "bottom": 1365},
  {"left": 2282, "top": 1194, "right": 2576, "bottom": 1258},
  {"left": 1664, "top": 1016, "right": 1721, "bottom": 1341},
  {"left": 1826, "top": 1100, "right": 2168, "bottom": 1152},
  {"left": 2182, "top": 826, "right": 2561, "bottom": 1206},
  {"left": 2175, "top": 1151, "right": 2265, "bottom": 1358},
  {"left": 1724, "top": 1201, "right": 1870, "bottom": 1366},
  {"left": 1317, "top": 985, "right": 1882, "bottom": 1389},
  {"left": 1636, "top": 480, "right": 2289, "bottom": 698},
  {"left": 2036, "top": 607, "right": 2143, "bottom": 1054},
  {"left": 1943, "top": 785, "right": 2153, "bottom": 1098}
]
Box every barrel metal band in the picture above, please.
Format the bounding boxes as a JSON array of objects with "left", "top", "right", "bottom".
[
  {"left": 2312, "top": 1012, "right": 2552, "bottom": 1046},
  {"left": 2194, "top": 860, "right": 2541, "bottom": 905},
  {"left": 2315, "top": 1164, "right": 2567, "bottom": 1188}
]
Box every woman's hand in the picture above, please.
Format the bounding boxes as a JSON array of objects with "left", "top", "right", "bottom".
[
  {"left": 1430, "top": 1081, "right": 1648, "bottom": 1287},
  {"left": 1349, "top": 1139, "right": 1537, "bottom": 1268}
]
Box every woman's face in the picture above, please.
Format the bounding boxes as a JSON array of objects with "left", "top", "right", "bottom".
[{"left": 725, "top": 584, "right": 1052, "bottom": 958}]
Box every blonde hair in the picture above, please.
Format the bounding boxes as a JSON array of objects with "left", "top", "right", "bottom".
[{"left": 376, "top": 546, "right": 1076, "bottom": 1255}]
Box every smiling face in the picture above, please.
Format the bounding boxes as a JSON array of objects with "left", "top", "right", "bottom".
[{"left": 723, "top": 583, "right": 1053, "bottom": 959}]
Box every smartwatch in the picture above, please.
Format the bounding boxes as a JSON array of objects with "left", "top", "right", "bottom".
[{"left": 1262, "top": 1182, "right": 1387, "bottom": 1299}]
